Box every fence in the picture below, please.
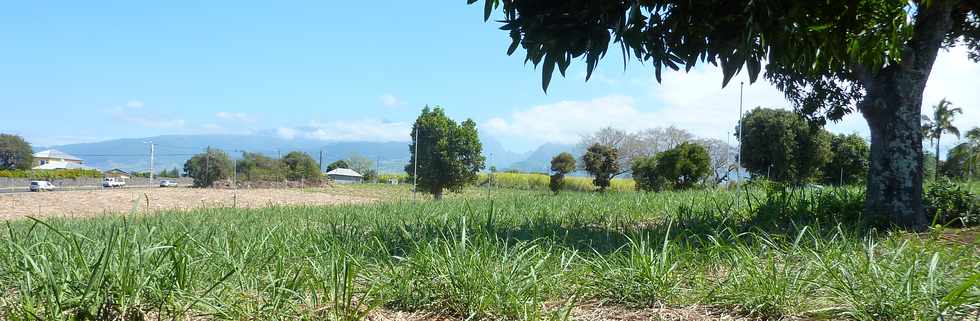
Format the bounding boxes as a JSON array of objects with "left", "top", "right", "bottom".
[{"left": 0, "top": 177, "right": 194, "bottom": 189}]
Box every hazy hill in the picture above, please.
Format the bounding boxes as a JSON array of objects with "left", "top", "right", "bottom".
[{"left": 41, "top": 133, "right": 527, "bottom": 174}]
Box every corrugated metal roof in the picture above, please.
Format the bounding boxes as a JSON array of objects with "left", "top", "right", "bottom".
[
  {"left": 33, "top": 149, "right": 82, "bottom": 161},
  {"left": 32, "top": 161, "right": 98, "bottom": 171},
  {"left": 326, "top": 168, "right": 363, "bottom": 177}
]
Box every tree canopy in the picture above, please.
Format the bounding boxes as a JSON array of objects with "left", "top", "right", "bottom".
[
  {"left": 549, "top": 152, "right": 576, "bottom": 194},
  {"left": 282, "top": 151, "right": 322, "bottom": 182},
  {"left": 405, "top": 106, "right": 485, "bottom": 199},
  {"left": 823, "top": 134, "right": 870, "bottom": 186},
  {"left": 738, "top": 108, "right": 831, "bottom": 184},
  {"left": 581, "top": 143, "right": 619, "bottom": 192},
  {"left": 184, "top": 148, "right": 233, "bottom": 188},
  {"left": 0, "top": 134, "right": 33, "bottom": 170},
  {"left": 472, "top": 0, "right": 980, "bottom": 229},
  {"left": 633, "top": 142, "right": 711, "bottom": 191}
]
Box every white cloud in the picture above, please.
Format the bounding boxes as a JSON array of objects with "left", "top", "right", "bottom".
[
  {"left": 126, "top": 100, "right": 144, "bottom": 108},
  {"left": 275, "top": 119, "right": 411, "bottom": 142},
  {"left": 381, "top": 94, "right": 402, "bottom": 107},
  {"left": 215, "top": 111, "right": 254, "bottom": 122},
  {"left": 488, "top": 46, "right": 978, "bottom": 150}
]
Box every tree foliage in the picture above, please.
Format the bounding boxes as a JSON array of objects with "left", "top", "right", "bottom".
[
  {"left": 184, "top": 148, "right": 233, "bottom": 187},
  {"left": 581, "top": 144, "right": 619, "bottom": 192},
  {"left": 326, "top": 160, "right": 350, "bottom": 172},
  {"left": 922, "top": 98, "right": 963, "bottom": 177},
  {"left": 739, "top": 108, "right": 831, "bottom": 184},
  {"left": 548, "top": 152, "right": 576, "bottom": 194},
  {"left": 0, "top": 134, "right": 33, "bottom": 170},
  {"left": 822, "top": 134, "right": 870, "bottom": 186},
  {"left": 405, "top": 106, "right": 485, "bottom": 199},
  {"left": 237, "top": 152, "right": 280, "bottom": 181},
  {"left": 943, "top": 127, "right": 980, "bottom": 180},
  {"left": 471, "top": 0, "right": 980, "bottom": 229},
  {"left": 282, "top": 151, "right": 322, "bottom": 182},
  {"left": 633, "top": 142, "right": 711, "bottom": 191}
]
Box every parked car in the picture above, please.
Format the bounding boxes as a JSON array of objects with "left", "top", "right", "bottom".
[
  {"left": 159, "top": 180, "right": 178, "bottom": 187},
  {"left": 29, "top": 181, "right": 56, "bottom": 192},
  {"left": 103, "top": 177, "right": 126, "bottom": 188}
]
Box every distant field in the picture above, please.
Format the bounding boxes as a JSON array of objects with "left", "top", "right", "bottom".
[{"left": 0, "top": 185, "right": 977, "bottom": 320}]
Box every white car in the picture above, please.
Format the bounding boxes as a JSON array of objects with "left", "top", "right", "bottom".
[
  {"left": 29, "top": 181, "right": 56, "bottom": 192},
  {"left": 103, "top": 178, "right": 126, "bottom": 188},
  {"left": 159, "top": 180, "right": 178, "bottom": 187}
]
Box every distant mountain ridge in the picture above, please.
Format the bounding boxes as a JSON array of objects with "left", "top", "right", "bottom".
[{"left": 40, "top": 133, "right": 531, "bottom": 174}]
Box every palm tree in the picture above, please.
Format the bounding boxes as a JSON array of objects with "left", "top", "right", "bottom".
[
  {"left": 954, "top": 127, "right": 980, "bottom": 179},
  {"left": 921, "top": 98, "right": 962, "bottom": 178}
]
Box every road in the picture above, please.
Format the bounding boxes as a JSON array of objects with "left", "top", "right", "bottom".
[{"left": 0, "top": 185, "right": 161, "bottom": 194}]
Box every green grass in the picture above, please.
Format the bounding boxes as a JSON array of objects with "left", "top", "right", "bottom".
[{"left": 0, "top": 186, "right": 977, "bottom": 320}]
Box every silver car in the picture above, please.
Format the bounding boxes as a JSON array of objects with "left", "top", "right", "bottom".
[{"left": 159, "top": 180, "right": 178, "bottom": 187}]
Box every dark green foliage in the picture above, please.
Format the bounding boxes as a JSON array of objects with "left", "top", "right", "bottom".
[
  {"left": 924, "top": 181, "right": 978, "bottom": 226},
  {"left": 633, "top": 143, "right": 711, "bottom": 191},
  {"left": 942, "top": 127, "right": 980, "bottom": 180},
  {"left": 630, "top": 156, "right": 662, "bottom": 192},
  {"left": 739, "top": 108, "right": 831, "bottom": 184},
  {"left": 0, "top": 134, "right": 33, "bottom": 170},
  {"left": 548, "top": 152, "right": 576, "bottom": 194},
  {"left": 183, "top": 148, "right": 233, "bottom": 187},
  {"left": 282, "top": 151, "right": 322, "bottom": 182},
  {"left": 326, "top": 160, "right": 350, "bottom": 172},
  {"left": 158, "top": 168, "right": 180, "bottom": 178},
  {"left": 405, "top": 106, "right": 485, "bottom": 199},
  {"left": 237, "top": 152, "right": 281, "bottom": 181},
  {"left": 581, "top": 144, "right": 619, "bottom": 192},
  {"left": 822, "top": 134, "right": 870, "bottom": 185}
]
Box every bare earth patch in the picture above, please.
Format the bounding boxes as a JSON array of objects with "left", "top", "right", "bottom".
[{"left": 0, "top": 187, "right": 377, "bottom": 220}]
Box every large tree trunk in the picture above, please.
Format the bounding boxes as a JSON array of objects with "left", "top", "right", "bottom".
[{"left": 858, "top": 0, "right": 956, "bottom": 231}]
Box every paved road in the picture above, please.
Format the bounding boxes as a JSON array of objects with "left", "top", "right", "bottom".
[{"left": 0, "top": 185, "right": 160, "bottom": 194}]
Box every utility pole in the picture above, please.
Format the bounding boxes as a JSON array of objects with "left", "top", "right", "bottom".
[
  {"left": 147, "top": 141, "right": 156, "bottom": 181},
  {"left": 375, "top": 156, "right": 381, "bottom": 184},
  {"left": 277, "top": 149, "right": 282, "bottom": 183},
  {"left": 737, "top": 81, "right": 745, "bottom": 184},
  {"left": 319, "top": 149, "right": 324, "bottom": 171},
  {"left": 205, "top": 146, "right": 211, "bottom": 186},
  {"left": 413, "top": 126, "right": 419, "bottom": 202}
]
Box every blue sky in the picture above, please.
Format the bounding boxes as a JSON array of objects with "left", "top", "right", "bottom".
[{"left": 2, "top": 1, "right": 978, "bottom": 152}]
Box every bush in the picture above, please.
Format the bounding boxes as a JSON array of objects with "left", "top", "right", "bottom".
[
  {"left": 924, "top": 181, "right": 978, "bottom": 226},
  {"left": 0, "top": 169, "right": 103, "bottom": 180},
  {"left": 480, "top": 172, "right": 634, "bottom": 192}
]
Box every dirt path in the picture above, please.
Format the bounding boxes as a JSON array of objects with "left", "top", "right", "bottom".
[{"left": 0, "top": 188, "right": 376, "bottom": 220}]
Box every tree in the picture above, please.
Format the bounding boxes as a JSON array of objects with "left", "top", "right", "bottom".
[
  {"left": 631, "top": 156, "right": 662, "bottom": 192},
  {"left": 579, "top": 127, "right": 643, "bottom": 176},
  {"left": 581, "top": 143, "right": 619, "bottom": 192},
  {"left": 549, "top": 152, "right": 576, "bottom": 194},
  {"left": 282, "top": 151, "right": 322, "bottom": 182},
  {"left": 634, "top": 143, "right": 711, "bottom": 191},
  {"left": 405, "top": 106, "right": 485, "bottom": 199},
  {"left": 822, "top": 134, "right": 870, "bottom": 186},
  {"left": 325, "top": 160, "right": 350, "bottom": 172},
  {"left": 694, "top": 138, "right": 736, "bottom": 185},
  {"left": 184, "top": 148, "right": 233, "bottom": 187},
  {"left": 237, "top": 152, "right": 279, "bottom": 181},
  {"left": 0, "top": 134, "right": 33, "bottom": 170},
  {"left": 472, "top": 0, "right": 980, "bottom": 229},
  {"left": 347, "top": 154, "right": 375, "bottom": 177},
  {"left": 943, "top": 127, "right": 980, "bottom": 180},
  {"left": 739, "top": 108, "right": 831, "bottom": 184},
  {"left": 638, "top": 126, "right": 695, "bottom": 154},
  {"left": 921, "top": 98, "right": 963, "bottom": 178}
]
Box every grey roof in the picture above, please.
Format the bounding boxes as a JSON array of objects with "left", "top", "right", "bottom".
[
  {"left": 33, "top": 149, "right": 82, "bottom": 161},
  {"left": 326, "top": 168, "right": 363, "bottom": 177},
  {"left": 32, "top": 161, "right": 98, "bottom": 171}
]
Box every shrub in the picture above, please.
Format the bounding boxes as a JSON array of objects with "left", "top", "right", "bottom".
[
  {"left": 924, "top": 181, "right": 978, "bottom": 226},
  {"left": 0, "top": 169, "right": 103, "bottom": 180}
]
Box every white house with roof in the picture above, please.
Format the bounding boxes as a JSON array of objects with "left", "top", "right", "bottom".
[
  {"left": 326, "top": 168, "right": 363, "bottom": 184},
  {"left": 31, "top": 149, "right": 97, "bottom": 171}
]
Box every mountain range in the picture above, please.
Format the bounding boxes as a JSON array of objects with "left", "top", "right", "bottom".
[{"left": 38, "top": 134, "right": 563, "bottom": 174}]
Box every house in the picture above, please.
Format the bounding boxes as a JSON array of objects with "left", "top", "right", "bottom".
[
  {"left": 32, "top": 162, "right": 97, "bottom": 171},
  {"left": 104, "top": 169, "right": 131, "bottom": 179},
  {"left": 326, "top": 168, "right": 363, "bottom": 184},
  {"left": 33, "top": 149, "right": 83, "bottom": 166}
]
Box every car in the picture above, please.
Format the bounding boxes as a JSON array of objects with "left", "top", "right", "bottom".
[
  {"left": 159, "top": 180, "right": 178, "bottom": 187},
  {"left": 103, "top": 177, "right": 126, "bottom": 188},
  {"left": 29, "top": 181, "right": 56, "bottom": 192}
]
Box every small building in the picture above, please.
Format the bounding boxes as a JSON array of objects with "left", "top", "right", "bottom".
[
  {"left": 33, "top": 149, "right": 84, "bottom": 166},
  {"left": 326, "top": 168, "right": 363, "bottom": 184},
  {"left": 104, "top": 169, "right": 131, "bottom": 179}
]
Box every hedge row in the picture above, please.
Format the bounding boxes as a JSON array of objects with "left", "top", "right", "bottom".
[{"left": 0, "top": 169, "right": 104, "bottom": 180}]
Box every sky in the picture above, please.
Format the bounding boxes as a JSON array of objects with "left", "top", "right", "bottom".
[{"left": 1, "top": 1, "right": 978, "bottom": 154}]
